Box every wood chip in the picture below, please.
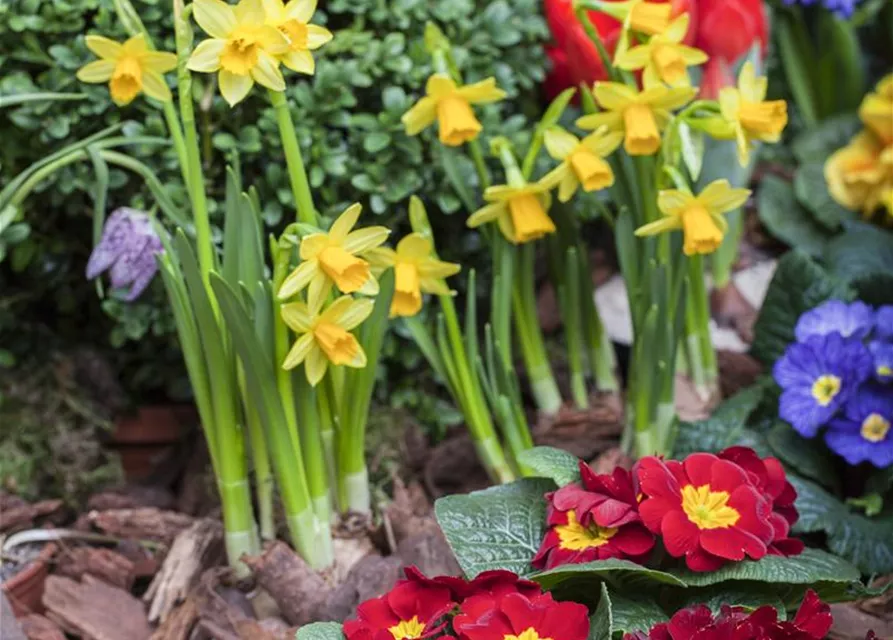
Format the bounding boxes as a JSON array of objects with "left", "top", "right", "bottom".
[
  {"left": 0, "top": 500, "right": 64, "bottom": 534},
  {"left": 144, "top": 519, "right": 224, "bottom": 623},
  {"left": 149, "top": 597, "right": 199, "bottom": 640},
  {"left": 43, "top": 574, "right": 152, "bottom": 640},
  {"left": 87, "top": 508, "right": 194, "bottom": 546},
  {"left": 19, "top": 614, "right": 66, "bottom": 640},
  {"left": 55, "top": 547, "right": 136, "bottom": 590},
  {"left": 1, "top": 592, "right": 27, "bottom": 640}
]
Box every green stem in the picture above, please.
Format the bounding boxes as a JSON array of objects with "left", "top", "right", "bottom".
[
  {"left": 269, "top": 90, "right": 317, "bottom": 225},
  {"left": 563, "top": 248, "right": 588, "bottom": 409},
  {"left": 161, "top": 102, "right": 191, "bottom": 189},
  {"left": 244, "top": 402, "right": 275, "bottom": 540},
  {"left": 575, "top": 6, "right": 620, "bottom": 82},
  {"left": 689, "top": 255, "right": 717, "bottom": 388},
  {"left": 468, "top": 139, "right": 492, "bottom": 189},
  {"left": 776, "top": 10, "right": 820, "bottom": 127}
]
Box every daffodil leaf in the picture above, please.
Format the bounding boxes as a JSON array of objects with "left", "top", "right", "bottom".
[
  {"left": 296, "top": 622, "right": 344, "bottom": 640},
  {"left": 434, "top": 478, "right": 554, "bottom": 578},
  {"left": 678, "top": 122, "right": 704, "bottom": 183},
  {"left": 517, "top": 446, "right": 581, "bottom": 487}
]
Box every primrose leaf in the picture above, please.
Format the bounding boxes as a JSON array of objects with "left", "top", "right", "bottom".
[
  {"left": 824, "top": 224, "right": 893, "bottom": 305},
  {"left": 434, "top": 478, "right": 554, "bottom": 578},
  {"left": 588, "top": 584, "right": 612, "bottom": 640},
  {"left": 792, "top": 114, "right": 861, "bottom": 164},
  {"left": 531, "top": 559, "right": 686, "bottom": 591},
  {"left": 751, "top": 251, "right": 855, "bottom": 366},
  {"left": 673, "top": 385, "right": 766, "bottom": 457},
  {"left": 608, "top": 591, "right": 667, "bottom": 635},
  {"left": 766, "top": 422, "right": 840, "bottom": 492},
  {"left": 793, "top": 163, "right": 856, "bottom": 231},
  {"left": 756, "top": 175, "right": 830, "bottom": 258},
  {"left": 296, "top": 622, "right": 344, "bottom": 640},
  {"left": 517, "top": 446, "right": 581, "bottom": 487}
]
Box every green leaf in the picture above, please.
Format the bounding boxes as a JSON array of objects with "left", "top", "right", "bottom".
[
  {"left": 296, "top": 622, "right": 345, "bottom": 640},
  {"left": 751, "top": 251, "right": 855, "bottom": 366},
  {"left": 588, "top": 584, "right": 612, "bottom": 640},
  {"left": 677, "top": 588, "right": 785, "bottom": 618},
  {"left": 517, "top": 446, "right": 581, "bottom": 486},
  {"left": 792, "top": 114, "right": 861, "bottom": 164},
  {"left": 790, "top": 476, "right": 893, "bottom": 575},
  {"left": 608, "top": 591, "right": 667, "bottom": 634},
  {"left": 434, "top": 478, "right": 554, "bottom": 578},
  {"left": 756, "top": 175, "right": 830, "bottom": 257},
  {"left": 766, "top": 422, "right": 840, "bottom": 492},
  {"left": 678, "top": 122, "right": 704, "bottom": 182},
  {"left": 824, "top": 224, "right": 893, "bottom": 305},
  {"left": 793, "top": 163, "right": 856, "bottom": 231},
  {"left": 532, "top": 559, "right": 686, "bottom": 591},
  {"left": 673, "top": 385, "right": 765, "bottom": 457}
]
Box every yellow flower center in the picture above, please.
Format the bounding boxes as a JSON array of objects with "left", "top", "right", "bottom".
[
  {"left": 279, "top": 19, "right": 308, "bottom": 50},
  {"left": 622, "top": 103, "right": 661, "bottom": 156},
  {"left": 738, "top": 100, "right": 788, "bottom": 138},
  {"left": 681, "top": 485, "right": 740, "bottom": 530},
  {"left": 389, "top": 616, "right": 426, "bottom": 640},
  {"left": 879, "top": 365, "right": 892, "bottom": 377},
  {"left": 811, "top": 375, "right": 841, "bottom": 407},
  {"left": 569, "top": 149, "right": 614, "bottom": 192},
  {"left": 652, "top": 44, "right": 686, "bottom": 85},
  {"left": 861, "top": 413, "right": 890, "bottom": 443},
  {"left": 392, "top": 262, "right": 422, "bottom": 317},
  {"left": 436, "top": 95, "right": 482, "bottom": 147},
  {"left": 220, "top": 28, "right": 263, "bottom": 75},
  {"left": 508, "top": 194, "right": 556, "bottom": 243},
  {"left": 318, "top": 246, "right": 370, "bottom": 293},
  {"left": 680, "top": 205, "right": 723, "bottom": 255},
  {"left": 555, "top": 509, "right": 618, "bottom": 551},
  {"left": 630, "top": 2, "right": 672, "bottom": 35},
  {"left": 313, "top": 321, "right": 360, "bottom": 366},
  {"left": 110, "top": 56, "right": 143, "bottom": 105},
  {"left": 504, "top": 628, "right": 552, "bottom": 640}
]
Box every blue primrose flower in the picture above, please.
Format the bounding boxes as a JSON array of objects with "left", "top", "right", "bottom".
[
  {"left": 782, "top": 0, "right": 861, "bottom": 19},
  {"left": 774, "top": 333, "right": 873, "bottom": 437},
  {"left": 825, "top": 385, "right": 893, "bottom": 468},
  {"left": 794, "top": 299, "right": 874, "bottom": 343},
  {"left": 877, "top": 305, "right": 893, "bottom": 340},
  {"left": 869, "top": 341, "right": 893, "bottom": 384}
]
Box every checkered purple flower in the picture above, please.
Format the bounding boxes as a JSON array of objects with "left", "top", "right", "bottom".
[
  {"left": 794, "top": 300, "right": 874, "bottom": 343},
  {"left": 86, "top": 208, "right": 163, "bottom": 301},
  {"left": 825, "top": 385, "right": 893, "bottom": 468},
  {"left": 773, "top": 333, "right": 873, "bottom": 437}
]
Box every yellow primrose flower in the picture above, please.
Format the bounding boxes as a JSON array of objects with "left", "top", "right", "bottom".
[
  {"left": 717, "top": 62, "right": 788, "bottom": 166},
  {"left": 261, "top": 0, "right": 332, "bottom": 75},
  {"left": 859, "top": 74, "right": 893, "bottom": 144},
  {"left": 278, "top": 203, "right": 390, "bottom": 312},
  {"left": 614, "top": 14, "right": 707, "bottom": 89},
  {"left": 541, "top": 126, "right": 623, "bottom": 202},
  {"left": 467, "top": 179, "right": 555, "bottom": 244},
  {"left": 76, "top": 34, "right": 177, "bottom": 106},
  {"left": 635, "top": 179, "right": 751, "bottom": 256},
  {"left": 368, "top": 234, "right": 461, "bottom": 318},
  {"left": 402, "top": 74, "right": 506, "bottom": 147},
  {"left": 281, "top": 296, "right": 373, "bottom": 385},
  {"left": 187, "top": 0, "right": 290, "bottom": 106},
  {"left": 825, "top": 131, "right": 893, "bottom": 216},
  {"left": 576, "top": 82, "right": 696, "bottom": 156}
]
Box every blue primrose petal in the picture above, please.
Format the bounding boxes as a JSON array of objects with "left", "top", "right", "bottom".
[
  {"left": 877, "top": 306, "right": 893, "bottom": 340},
  {"left": 825, "top": 386, "right": 893, "bottom": 468},
  {"left": 869, "top": 341, "right": 893, "bottom": 383},
  {"left": 795, "top": 300, "right": 874, "bottom": 343}
]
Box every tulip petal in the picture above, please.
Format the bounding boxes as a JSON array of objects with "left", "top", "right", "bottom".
[
  {"left": 85, "top": 35, "right": 123, "bottom": 60},
  {"left": 77, "top": 60, "right": 116, "bottom": 83},
  {"left": 194, "top": 0, "right": 237, "bottom": 39},
  {"left": 141, "top": 70, "right": 172, "bottom": 102},
  {"left": 218, "top": 70, "right": 253, "bottom": 106},
  {"left": 251, "top": 50, "right": 286, "bottom": 91}
]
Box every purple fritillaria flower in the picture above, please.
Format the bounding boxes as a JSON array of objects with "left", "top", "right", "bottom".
[
  {"left": 876, "top": 306, "right": 893, "bottom": 340},
  {"left": 825, "top": 385, "right": 893, "bottom": 468},
  {"left": 794, "top": 300, "right": 874, "bottom": 343},
  {"left": 86, "top": 208, "right": 163, "bottom": 301},
  {"left": 782, "top": 0, "right": 861, "bottom": 19},
  {"left": 869, "top": 341, "right": 893, "bottom": 384},
  {"left": 773, "top": 333, "right": 873, "bottom": 437}
]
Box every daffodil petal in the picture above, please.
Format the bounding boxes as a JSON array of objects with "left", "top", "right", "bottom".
[
  {"left": 141, "top": 50, "right": 178, "bottom": 73},
  {"left": 235, "top": 0, "right": 265, "bottom": 24},
  {"left": 357, "top": 276, "right": 379, "bottom": 297},
  {"left": 664, "top": 14, "right": 689, "bottom": 42},
  {"left": 697, "top": 180, "right": 751, "bottom": 214},
  {"left": 593, "top": 82, "right": 637, "bottom": 110},
  {"left": 678, "top": 45, "right": 708, "bottom": 65},
  {"left": 343, "top": 227, "right": 390, "bottom": 254},
  {"left": 496, "top": 211, "right": 517, "bottom": 244},
  {"left": 262, "top": 0, "right": 287, "bottom": 22},
  {"left": 737, "top": 61, "right": 759, "bottom": 102},
  {"left": 187, "top": 39, "right": 224, "bottom": 72},
  {"left": 300, "top": 234, "right": 328, "bottom": 260},
  {"left": 305, "top": 25, "right": 333, "bottom": 50},
  {"left": 336, "top": 298, "right": 374, "bottom": 330},
  {"left": 141, "top": 71, "right": 172, "bottom": 102},
  {"left": 305, "top": 346, "right": 328, "bottom": 385},
  {"left": 426, "top": 74, "right": 457, "bottom": 99},
  {"left": 363, "top": 247, "right": 397, "bottom": 268},
  {"left": 329, "top": 203, "right": 362, "bottom": 241},
  {"left": 122, "top": 34, "right": 150, "bottom": 54},
  {"left": 285, "top": 0, "right": 316, "bottom": 22},
  {"left": 558, "top": 172, "right": 579, "bottom": 203},
  {"left": 467, "top": 202, "right": 504, "bottom": 228},
  {"left": 576, "top": 111, "right": 622, "bottom": 131},
  {"left": 614, "top": 45, "right": 650, "bottom": 70},
  {"left": 402, "top": 97, "right": 437, "bottom": 135},
  {"left": 346, "top": 347, "right": 367, "bottom": 368},
  {"left": 281, "top": 301, "right": 313, "bottom": 332},
  {"left": 258, "top": 25, "right": 290, "bottom": 54},
  {"left": 540, "top": 164, "right": 570, "bottom": 191},
  {"left": 657, "top": 189, "right": 695, "bottom": 216},
  {"left": 76, "top": 60, "right": 116, "bottom": 83},
  {"left": 635, "top": 216, "right": 682, "bottom": 237},
  {"left": 251, "top": 50, "right": 285, "bottom": 91},
  {"left": 308, "top": 270, "right": 332, "bottom": 315},
  {"left": 584, "top": 130, "right": 624, "bottom": 156},
  {"left": 642, "top": 64, "right": 662, "bottom": 91},
  {"left": 282, "top": 332, "right": 314, "bottom": 369},
  {"left": 544, "top": 127, "right": 579, "bottom": 160},
  {"left": 457, "top": 77, "right": 506, "bottom": 104},
  {"left": 719, "top": 87, "right": 739, "bottom": 121},
  {"left": 419, "top": 277, "right": 453, "bottom": 296},
  {"left": 283, "top": 49, "right": 315, "bottom": 74},
  {"left": 648, "top": 86, "right": 697, "bottom": 110},
  {"left": 218, "top": 70, "right": 253, "bottom": 106},
  {"left": 194, "top": 0, "right": 237, "bottom": 39},
  {"left": 395, "top": 233, "right": 431, "bottom": 259},
  {"left": 319, "top": 296, "right": 353, "bottom": 322},
  {"left": 418, "top": 259, "right": 460, "bottom": 280},
  {"left": 279, "top": 260, "right": 316, "bottom": 299},
  {"left": 85, "top": 35, "right": 123, "bottom": 60}
]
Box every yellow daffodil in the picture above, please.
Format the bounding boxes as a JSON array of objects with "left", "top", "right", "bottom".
[
  {"left": 635, "top": 179, "right": 751, "bottom": 256},
  {"left": 367, "top": 234, "right": 461, "bottom": 317},
  {"left": 591, "top": 0, "right": 675, "bottom": 36},
  {"left": 714, "top": 62, "right": 788, "bottom": 166},
  {"left": 281, "top": 296, "right": 373, "bottom": 385},
  {"left": 76, "top": 34, "right": 176, "bottom": 106},
  {"left": 859, "top": 74, "right": 893, "bottom": 144},
  {"left": 187, "top": 0, "right": 290, "bottom": 106},
  {"left": 825, "top": 131, "right": 893, "bottom": 217},
  {"left": 402, "top": 74, "right": 506, "bottom": 147},
  {"left": 467, "top": 179, "right": 555, "bottom": 244},
  {"left": 614, "top": 14, "right": 707, "bottom": 89},
  {"left": 576, "top": 82, "right": 696, "bottom": 156},
  {"left": 261, "top": 0, "right": 332, "bottom": 75},
  {"left": 541, "top": 126, "right": 623, "bottom": 202},
  {"left": 278, "top": 203, "right": 389, "bottom": 312}
]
